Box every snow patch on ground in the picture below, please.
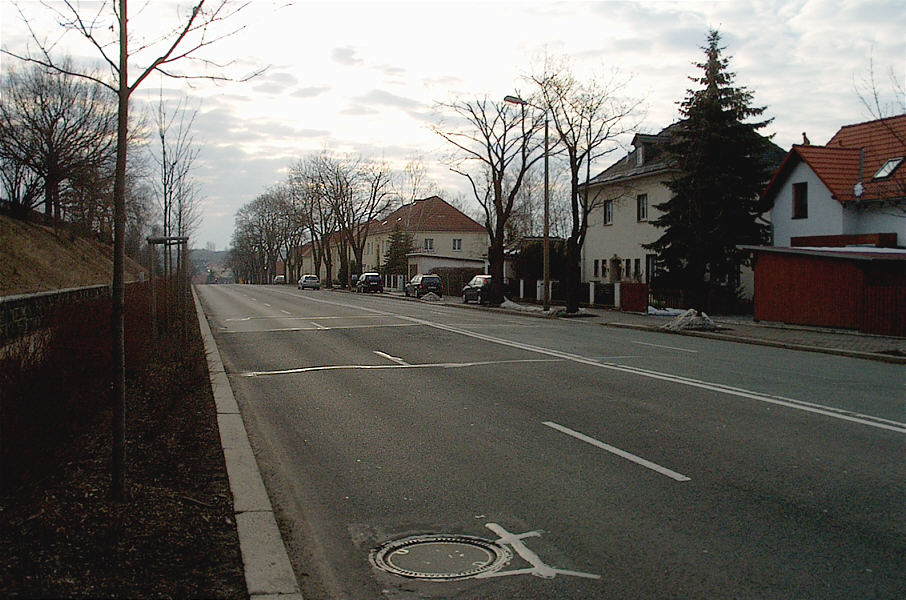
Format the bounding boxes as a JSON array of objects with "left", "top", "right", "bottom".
[
  {"left": 500, "top": 298, "right": 545, "bottom": 312},
  {"left": 661, "top": 308, "right": 720, "bottom": 331},
  {"left": 648, "top": 306, "right": 687, "bottom": 317},
  {"left": 420, "top": 292, "right": 442, "bottom": 302}
]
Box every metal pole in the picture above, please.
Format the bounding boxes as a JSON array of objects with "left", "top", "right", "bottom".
[
  {"left": 181, "top": 240, "right": 188, "bottom": 340},
  {"left": 149, "top": 240, "right": 157, "bottom": 336},
  {"left": 543, "top": 116, "right": 550, "bottom": 311}
]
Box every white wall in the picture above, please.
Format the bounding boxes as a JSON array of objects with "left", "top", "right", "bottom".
[
  {"left": 842, "top": 203, "right": 906, "bottom": 243},
  {"left": 770, "top": 162, "right": 844, "bottom": 246},
  {"left": 582, "top": 174, "right": 670, "bottom": 283}
]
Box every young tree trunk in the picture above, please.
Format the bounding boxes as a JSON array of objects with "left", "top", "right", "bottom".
[
  {"left": 564, "top": 237, "right": 581, "bottom": 313},
  {"left": 487, "top": 240, "right": 506, "bottom": 304},
  {"left": 110, "top": 0, "right": 129, "bottom": 502}
]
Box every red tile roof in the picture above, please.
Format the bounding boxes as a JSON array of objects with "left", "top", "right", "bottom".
[
  {"left": 370, "top": 196, "right": 485, "bottom": 235},
  {"left": 762, "top": 115, "right": 906, "bottom": 204}
]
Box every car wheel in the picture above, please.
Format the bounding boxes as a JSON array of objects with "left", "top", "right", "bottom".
[
  {"left": 462, "top": 293, "right": 468, "bottom": 303},
  {"left": 478, "top": 292, "right": 485, "bottom": 305}
]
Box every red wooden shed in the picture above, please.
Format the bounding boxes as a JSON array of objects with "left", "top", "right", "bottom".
[{"left": 741, "top": 246, "right": 906, "bottom": 337}]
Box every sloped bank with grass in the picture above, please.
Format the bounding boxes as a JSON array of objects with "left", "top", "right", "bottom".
[{"left": 0, "top": 215, "right": 246, "bottom": 597}]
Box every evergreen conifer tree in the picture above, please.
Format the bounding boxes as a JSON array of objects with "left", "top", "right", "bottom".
[
  {"left": 645, "top": 30, "right": 776, "bottom": 312},
  {"left": 381, "top": 224, "right": 415, "bottom": 276}
]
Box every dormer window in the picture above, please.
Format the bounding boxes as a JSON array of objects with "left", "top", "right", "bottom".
[
  {"left": 874, "top": 157, "right": 903, "bottom": 179},
  {"left": 635, "top": 145, "right": 644, "bottom": 167}
]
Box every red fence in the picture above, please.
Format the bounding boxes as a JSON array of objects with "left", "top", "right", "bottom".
[
  {"left": 620, "top": 282, "right": 649, "bottom": 312},
  {"left": 861, "top": 286, "right": 906, "bottom": 336}
]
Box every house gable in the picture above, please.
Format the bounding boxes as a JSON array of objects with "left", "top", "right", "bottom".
[{"left": 762, "top": 115, "right": 906, "bottom": 247}]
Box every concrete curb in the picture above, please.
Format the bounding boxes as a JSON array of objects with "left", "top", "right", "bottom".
[
  {"left": 192, "top": 288, "right": 303, "bottom": 600},
  {"left": 603, "top": 322, "right": 906, "bottom": 364}
]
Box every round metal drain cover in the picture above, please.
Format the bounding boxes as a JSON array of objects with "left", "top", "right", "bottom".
[{"left": 371, "top": 534, "right": 511, "bottom": 580}]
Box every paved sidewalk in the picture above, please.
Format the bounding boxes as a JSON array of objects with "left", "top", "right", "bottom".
[
  {"left": 586, "top": 308, "right": 906, "bottom": 364},
  {"left": 387, "top": 290, "right": 906, "bottom": 364}
]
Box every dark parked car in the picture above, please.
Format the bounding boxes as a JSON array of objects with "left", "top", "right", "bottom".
[
  {"left": 405, "top": 274, "right": 443, "bottom": 298},
  {"left": 355, "top": 272, "right": 383, "bottom": 293},
  {"left": 461, "top": 275, "right": 510, "bottom": 304},
  {"left": 297, "top": 274, "right": 320, "bottom": 290}
]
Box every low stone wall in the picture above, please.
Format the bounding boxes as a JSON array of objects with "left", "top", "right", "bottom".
[{"left": 0, "top": 284, "right": 109, "bottom": 341}]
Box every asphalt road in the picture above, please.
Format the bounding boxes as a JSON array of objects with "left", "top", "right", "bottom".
[{"left": 196, "top": 284, "right": 905, "bottom": 600}]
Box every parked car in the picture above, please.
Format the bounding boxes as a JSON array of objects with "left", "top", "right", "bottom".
[
  {"left": 272, "top": 275, "right": 286, "bottom": 284},
  {"left": 461, "top": 275, "right": 510, "bottom": 304},
  {"left": 355, "top": 272, "right": 384, "bottom": 293},
  {"left": 297, "top": 274, "right": 320, "bottom": 290},
  {"left": 405, "top": 274, "right": 443, "bottom": 298}
]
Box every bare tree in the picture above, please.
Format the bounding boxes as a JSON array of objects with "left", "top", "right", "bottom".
[
  {"left": 152, "top": 94, "right": 201, "bottom": 276},
  {"left": 400, "top": 154, "right": 439, "bottom": 206},
  {"left": 0, "top": 155, "right": 42, "bottom": 217},
  {"left": 2, "top": 0, "right": 258, "bottom": 500},
  {"left": 345, "top": 158, "right": 395, "bottom": 276},
  {"left": 0, "top": 61, "right": 117, "bottom": 223},
  {"left": 533, "top": 57, "right": 643, "bottom": 313},
  {"left": 435, "top": 96, "right": 545, "bottom": 304}
]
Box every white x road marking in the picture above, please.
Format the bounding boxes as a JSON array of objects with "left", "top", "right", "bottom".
[{"left": 477, "top": 523, "right": 600, "bottom": 580}]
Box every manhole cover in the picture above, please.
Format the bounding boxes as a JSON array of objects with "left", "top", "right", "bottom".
[{"left": 371, "top": 534, "right": 512, "bottom": 580}]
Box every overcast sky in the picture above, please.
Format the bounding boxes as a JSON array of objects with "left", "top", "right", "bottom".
[{"left": 2, "top": 0, "right": 904, "bottom": 250}]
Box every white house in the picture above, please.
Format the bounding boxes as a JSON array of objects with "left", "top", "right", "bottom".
[
  {"left": 581, "top": 128, "right": 678, "bottom": 286},
  {"left": 582, "top": 123, "right": 785, "bottom": 300},
  {"left": 761, "top": 115, "right": 906, "bottom": 248},
  {"left": 298, "top": 195, "right": 488, "bottom": 285}
]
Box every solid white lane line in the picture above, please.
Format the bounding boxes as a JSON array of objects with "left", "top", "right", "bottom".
[
  {"left": 267, "top": 288, "right": 905, "bottom": 433},
  {"left": 238, "top": 358, "right": 560, "bottom": 377},
  {"left": 224, "top": 314, "right": 386, "bottom": 322},
  {"left": 373, "top": 351, "right": 409, "bottom": 366},
  {"left": 221, "top": 323, "right": 419, "bottom": 334},
  {"left": 633, "top": 341, "right": 698, "bottom": 353},
  {"left": 418, "top": 320, "right": 905, "bottom": 434},
  {"left": 543, "top": 421, "right": 691, "bottom": 482}
]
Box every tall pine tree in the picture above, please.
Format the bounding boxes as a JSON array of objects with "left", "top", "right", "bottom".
[
  {"left": 646, "top": 30, "right": 776, "bottom": 313},
  {"left": 381, "top": 223, "right": 415, "bottom": 276}
]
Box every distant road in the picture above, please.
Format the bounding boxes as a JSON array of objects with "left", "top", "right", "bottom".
[{"left": 197, "top": 285, "right": 906, "bottom": 600}]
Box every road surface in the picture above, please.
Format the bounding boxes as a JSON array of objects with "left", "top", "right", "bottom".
[{"left": 196, "top": 284, "right": 905, "bottom": 599}]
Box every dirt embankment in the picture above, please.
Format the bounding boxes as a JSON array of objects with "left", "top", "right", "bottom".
[{"left": 0, "top": 214, "right": 147, "bottom": 297}]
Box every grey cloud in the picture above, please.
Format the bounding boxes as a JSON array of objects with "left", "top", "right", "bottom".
[
  {"left": 292, "top": 86, "right": 331, "bottom": 98},
  {"left": 352, "top": 89, "right": 422, "bottom": 110},
  {"left": 252, "top": 70, "right": 301, "bottom": 94},
  {"left": 332, "top": 46, "right": 363, "bottom": 66}
]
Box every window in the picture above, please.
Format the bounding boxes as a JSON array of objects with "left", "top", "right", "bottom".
[
  {"left": 603, "top": 201, "right": 613, "bottom": 225},
  {"left": 593, "top": 259, "right": 599, "bottom": 278},
  {"left": 637, "top": 194, "right": 648, "bottom": 222},
  {"left": 645, "top": 254, "right": 657, "bottom": 284},
  {"left": 634, "top": 258, "right": 641, "bottom": 279},
  {"left": 624, "top": 259, "right": 631, "bottom": 280},
  {"left": 792, "top": 182, "right": 808, "bottom": 219},
  {"left": 452, "top": 238, "right": 462, "bottom": 251},
  {"left": 874, "top": 157, "right": 903, "bottom": 179},
  {"left": 635, "top": 145, "right": 644, "bottom": 167},
  {"left": 424, "top": 238, "right": 434, "bottom": 251}
]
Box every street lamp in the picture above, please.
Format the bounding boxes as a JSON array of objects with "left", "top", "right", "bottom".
[{"left": 504, "top": 94, "right": 549, "bottom": 311}]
